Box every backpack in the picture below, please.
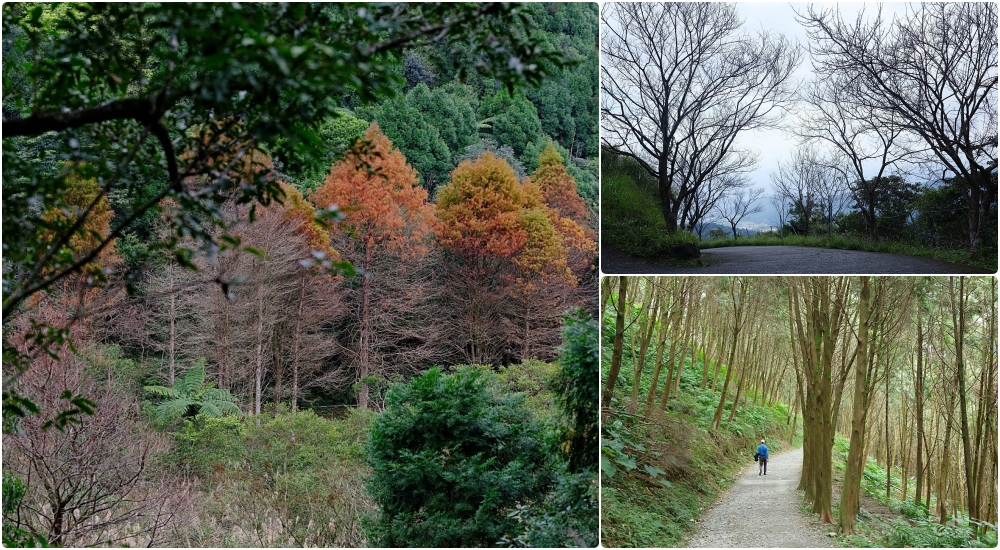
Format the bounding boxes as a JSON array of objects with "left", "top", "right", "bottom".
[{"left": 753, "top": 452, "right": 759, "bottom": 462}]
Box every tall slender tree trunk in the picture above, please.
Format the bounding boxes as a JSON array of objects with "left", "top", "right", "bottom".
[
  {"left": 254, "top": 285, "right": 265, "bottom": 422},
  {"left": 885, "top": 360, "right": 892, "bottom": 502},
  {"left": 603, "top": 277, "right": 628, "bottom": 411},
  {"left": 672, "top": 317, "right": 695, "bottom": 397},
  {"left": 915, "top": 305, "right": 924, "bottom": 506},
  {"left": 938, "top": 392, "right": 955, "bottom": 523},
  {"left": 701, "top": 315, "right": 716, "bottom": 390},
  {"left": 291, "top": 274, "right": 305, "bottom": 413},
  {"left": 646, "top": 300, "right": 671, "bottom": 414},
  {"left": 951, "top": 277, "right": 977, "bottom": 526},
  {"left": 839, "top": 276, "right": 871, "bottom": 535},
  {"left": 272, "top": 330, "right": 284, "bottom": 416},
  {"left": 168, "top": 260, "right": 176, "bottom": 385},
  {"left": 727, "top": 363, "right": 746, "bottom": 424},
  {"left": 632, "top": 290, "right": 659, "bottom": 405},
  {"left": 358, "top": 239, "right": 374, "bottom": 409},
  {"left": 711, "top": 279, "right": 748, "bottom": 431},
  {"left": 711, "top": 331, "right": 739, "bottom": 431}
]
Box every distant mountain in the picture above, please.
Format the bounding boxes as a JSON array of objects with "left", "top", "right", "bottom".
[{"left": 695, "top": 222, "right": 762, "bottom": 239}]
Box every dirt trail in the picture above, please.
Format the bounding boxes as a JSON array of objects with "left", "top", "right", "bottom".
[{"left": 685, "top": 447, "right": 834, "bottom": 548}]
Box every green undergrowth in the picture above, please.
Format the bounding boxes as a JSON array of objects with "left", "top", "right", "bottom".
[
  {"left": 829, "top": 436, "right": 997, "bottom": 548},
  {"left": 601, "top": 328, "right": 799, "bottom": 547},
  {"left": 601, "top": 151, "right": 700, "bottom": 263},
  {"left": 699, "top": 233, "right": 995, "bottom": 273}
]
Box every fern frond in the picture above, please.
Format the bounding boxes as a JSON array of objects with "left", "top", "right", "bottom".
[
  {"left": 198, "top": 402, "right": 222, "bottom": 418},
  {"left": 180, "top": 365, "right": 206, "bottom": 396},
  {"left": 213, "top": 400, "right": 242, "bottom": 417},
  {"left": 144, "top": 386, "right": 181, "bottom": 399},
  {"left": 477, "top": 116, "right": 497, "bottom": 130},
  {"left": 201, "top": 388, "right": 238, "bottom": 403},
  {"left": 155, "top": 398, "right": 193, "bottom": 421}
]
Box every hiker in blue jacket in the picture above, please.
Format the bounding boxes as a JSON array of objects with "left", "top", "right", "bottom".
[{"left": 757, "top": 439, "right": 769, "bottom": 475}]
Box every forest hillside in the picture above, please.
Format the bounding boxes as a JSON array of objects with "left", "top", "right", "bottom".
[
  {"left": 601, "top": 276, "right": 998, "bottom": 548},
  {"left": 2, "top": 3, "right": 598, "bottom": 547}
]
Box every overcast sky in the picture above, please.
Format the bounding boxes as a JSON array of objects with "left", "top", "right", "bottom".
[{"left": 729, "top": 3, "right": 913, "bottom": 228}]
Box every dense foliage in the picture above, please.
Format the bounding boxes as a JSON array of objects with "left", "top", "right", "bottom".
[
  {"left": 365, "top": 367, "right": 552, "bottom": 547},
  {"left": 2, "top": 3, "right": 597, "bottom": 547},
  {"left": 599, "top": 291, "right": 794, "bottom": 546},
  {"left": 365, "top": 312, "right": 599, "bottom": 548}
]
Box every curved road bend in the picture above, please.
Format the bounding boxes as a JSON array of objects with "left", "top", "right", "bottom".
[
  {"left": 686, "top": 447, "right": 833, "bottom": 548},
  {"left": 602, "top": 245, "right": 993, "bottom": 275}
]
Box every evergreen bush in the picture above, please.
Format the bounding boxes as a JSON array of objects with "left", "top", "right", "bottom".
[{"left": 364, "top": 367, "right": 552, "bottom": 547}]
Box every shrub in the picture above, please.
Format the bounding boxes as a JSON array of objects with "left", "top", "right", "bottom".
[
  {"left": 503, "top": 469, "right": 598, "bottom": 548},
  {"left": 494, "top": 360, "right": 559, "bottom": 424},
  {"left": 168, "top": 415, "right": 246, "bottom": 482},
  {"left": 172, "top": 411, "right": 372, "bottom": 547},
  {"left": 497, "top": 312, "right": 599, "bottom": 548},
  {"left": 364, "top": 367, "right": 553, "bottom": 547},
  {"left": 553, "top": 310, "right": 599, "bottom": 472}
]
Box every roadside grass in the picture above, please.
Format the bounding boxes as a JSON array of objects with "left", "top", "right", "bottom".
[
  {"left": 827, "top": 435, "right": 997, "bottom": 548},
  {"left": 699, "top": 233, "right": 996, "bottom": 273},
  {"left": 601, "top": 153, "right": 701, "bottom": 263},
  {"left": 600, "top": 321, "right": 799, "bottom": 547}
]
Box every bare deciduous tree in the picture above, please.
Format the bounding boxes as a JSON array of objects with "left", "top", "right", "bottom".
[
  {"left": 796, "top": 75, "right": 911, "bottom": 240},
  {"left": 682, "top": 172, "right": 747, "bottom": 235},
  {"left": 769, "top": 194, "right": 791, "bottom": 237},
  {"left": 601, "top": 2, "right": 800, "bottom": 234},
  {"left": 799, "top": 2, "right": 998, "bottom": 252},
  {"left": 165, "top": 200, "right": 340, "bottom": 414},
  {"left": 3, "top": 345, "right": 189, "bottom": 547},
  {"left": 770, "top": 146, "right": 838, "bottom": 236},
  {"left": 717, "top": 185, "right": 764, "bottom": 240},
  {"left": 813, "top": 164, "right": 851, "bottom": 236}
]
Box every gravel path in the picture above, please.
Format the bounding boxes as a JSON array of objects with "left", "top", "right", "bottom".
[
  {"left": 685, "top": 447, "right": 834, "bottom": 548},
  {"left": 601, "top": 245, "right": 992, "bottom": 274}
]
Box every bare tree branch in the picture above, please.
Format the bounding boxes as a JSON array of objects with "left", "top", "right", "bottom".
[{"left": 601, "top": 2, "right": 800, "bottom": 234}]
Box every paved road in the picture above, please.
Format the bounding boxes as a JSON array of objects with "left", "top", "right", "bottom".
[
  {"left": 686, "top": 447, "right": 833, "bottom": 548},
  {"left": 602, "top": 245, "right": 993, "bottom": 275}
]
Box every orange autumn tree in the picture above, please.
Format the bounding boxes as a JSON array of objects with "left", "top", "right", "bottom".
[
  {"left": 311, "top": 123, "right": 437, "bottom": 409},
  {"left": 530, "top": 142, "right": 590, "bottom": 228},
  {"left": 436, "top": 152, "right": 582, "bottom": 364},
  {"left": 32, "top": 171, "right": 123, "bottom": 325},
  {"left": 41, "top": 171, "right": 120, "bottom": 282},
  {"left": 11, "top": 171, "right": 125, "bottom": 398},
  {"left": 525, "top": 142, "right": 596, "bottom": 281}
]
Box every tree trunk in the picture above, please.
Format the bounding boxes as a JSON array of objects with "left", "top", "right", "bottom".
[
  {"left": 646, "top": 296, "right": 672, "bottom": 414},
  {"left": 711, "top": 329, "right": 739, "bottom": 431},
  {"left": 168, "top": 260, "right": 176, "bottom": 385},
  {"left": 603, "top": 277, "right": 628, "bottom": 411},
  {"left": 727, "top": 361, "right": 747, "bottom": 424},
  {"left": 291, "top": 275, "right": 305, "bottom": 413},
  {"left": 659, "top": 165, "right": 678, "bottom": 234},
  {"left": 790, "top": 277, "right": 844, "bottom": 523},
  {"left": 885, "top": 359, "right": 892, "bottom": 502},
  {"left": 915, "top": 304, "right": 924, "bottom": 506},
  {"left": 254, "top": 285, "right": 265, "bottom": 421},
  {"left": 839, "top": 276, "right": 871, "bottom": 536},
  {"left": 672, "top": 316, "right": 695, "bottom": 397},
  {"left": 358, "top": 239, "right": 374, "bottom": 409},
  {"left": 272, "top": 329, "right": 284, "bottom": 417},
  {"left": 951, "top": 277, "right": 977, "bottom": 526},
  {"left": 631, "top": 288, "right": 659, "bottom": 405},
  {"left": 660, "top": 303, "right": 686, "bottom": 408},
  {"left": 938, "top": 391, "right": 955, "bottom": 523}
]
